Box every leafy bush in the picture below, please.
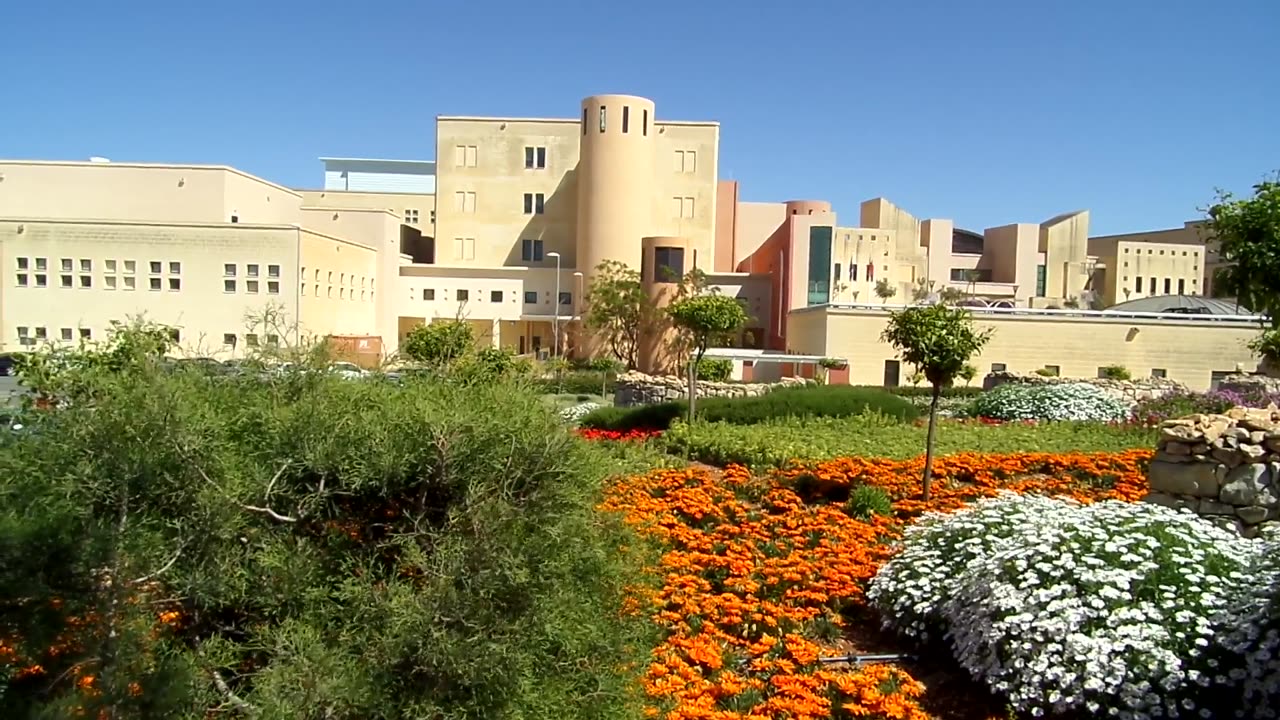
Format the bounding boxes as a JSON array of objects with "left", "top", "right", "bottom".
[
  {"left": 580, "top": 385, "right": 918, "bottom": 431},
  {"left": 0, "top": 335, "right": 654, "bottom": 718},
  {"left": 870, "top": 494, "right": 1258, "bottom": 718},
  {"left": 1099, "top": 364, "right": 1132, "bottom": 380},
  {"left": 966, "top": 382, "right": 1129, "bottom": 422},
  {"left": 693, "top": 357, "right": 733, "bottom": 383},
  {"left": 1131, "top": 387, "right": 1280, "bottom": 426},
  {"left": 845, "top": 485, "right": 893, "bottom": 520},
  {"left": 533, "top": 369, "right": 619, "bottom": 396}
]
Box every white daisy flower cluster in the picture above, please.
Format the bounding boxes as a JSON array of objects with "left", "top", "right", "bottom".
[
  {"left": 1219, "top": 551, "right": 1280, "bottom": 717},
  {"left": 869, "top": 494, "right": 1276, "bottom": 717},
  {"left": 968, "top": 382, "right": 1130, "bottom": 422},
  {"left": 559, "top": 402, "right": 602, "bottom": 424}
]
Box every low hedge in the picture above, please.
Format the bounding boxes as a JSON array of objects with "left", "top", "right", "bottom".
[
  {"left": 580, "top": 385, "right": 919, "bottom": 431},
  {"left": 880, "top": 385, "right": 983, "bottom": 399},
  {"left": 533, "top": 370, "right": 617, "bottom": 397}
]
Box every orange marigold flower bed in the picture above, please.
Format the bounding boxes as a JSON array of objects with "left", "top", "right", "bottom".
[{"left": 604, "top": 449, "right": 1152, "bottom": 719}]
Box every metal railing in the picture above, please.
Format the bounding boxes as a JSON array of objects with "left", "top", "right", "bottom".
[{"left": 823, "top": 302, "right": 1267, "bottom": 325}]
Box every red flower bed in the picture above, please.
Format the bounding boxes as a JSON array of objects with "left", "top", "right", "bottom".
[{"left": 576, "top": 428, "right": 663, "bottom": 442}]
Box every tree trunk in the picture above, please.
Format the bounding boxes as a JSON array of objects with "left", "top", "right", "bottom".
[
  {"left": 687, "top": 355, "right": 698, "bottom": 425},
  {"left": 922, "top": 383, "right": 942, "bottom": 502},
  {"left": 601, "top": 370, "right": 607, "bottom": 398}
]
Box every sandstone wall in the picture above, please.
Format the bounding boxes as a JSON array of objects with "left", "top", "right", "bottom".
[
  {"left": 612, "top": 371, "right": 810, "bottom": 407},
  {"left": 984, "top": 370, "right": 1186, "bottom": 407},
  {"left": 1145, "top": 406, "right": 1280, "bottom": 538}
]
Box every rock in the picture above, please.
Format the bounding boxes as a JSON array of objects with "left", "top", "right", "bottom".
[
  {"left": 1164, "top": 442, "right": 1194, "bottom": 456},
  {"left": 1199, "top": 500, "right": 1237, "bottom": 516},
  {"left": 1220, "top": 463, "right": 1278, "bottom": 507},
  {"left": 1148, "top": 460, "right": 1223, "bottom": 498},
  {"left": 1143, "top": 492, "right": 1198, "bottom": 513},
  {"left": 1160, "top": 425, "right": 1200, "bottom": 443},
  {"left": 1237, "top": 505, "right": 1273, "bottom": 525},
  {"left": 1258, "top": 521, "right": 1280, "bottom": 542},
  {"left": 1154, "top": 450, "right": 1193, "bottom": 464},
  {"left": 1211, "top": 447, "right": 1244, "bottom": 468},
  {"left": 1242, "top": 443, "right": 1269, "bottom": 462},
  {"left": 1207, "top": 516, "right": 1245, "bottom": 536}
]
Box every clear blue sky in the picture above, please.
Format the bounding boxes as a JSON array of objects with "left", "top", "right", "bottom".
[{"left": 2, "top": 0, "right": 1275, "bottom": 235}]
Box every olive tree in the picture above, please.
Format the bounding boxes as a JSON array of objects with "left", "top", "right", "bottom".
[
  {"left": 667, "top": 295, "right": 747, "bottom": 423},
  {"left": 881, "top": 303, "right": 993, "bottom": 500},
  {"left": 1204, "top": 174, "right": 1280, "bottom": 369}
]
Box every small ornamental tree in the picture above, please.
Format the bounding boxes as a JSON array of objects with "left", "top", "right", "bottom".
[
  {"left": 401, "top": 319, "right": 473, "bottom": 369},
  {"left": 583, "top": 260, "right": 647, "bottom": 369},
  {"left": 588, "top": 356, "right": 622, "bottom": 397},
  {"left": 881, "top": 303, "right": 993, "bottom": 500},
  {"left": 667, "top": 295, "right": 747, "bottom": 423},
  {"left": 874, "top": 279, "right": 897, "bottom": 304},
  {"left": 1205, "top": 175, "right": 1280, "bottom": 371}
]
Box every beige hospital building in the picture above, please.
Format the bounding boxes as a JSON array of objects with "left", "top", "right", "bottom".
[{"left": 0, "top": 93, "right": 1264, "bottom": 390}]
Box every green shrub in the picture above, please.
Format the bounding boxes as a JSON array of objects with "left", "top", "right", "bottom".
[
  {"left": 694, "top": 357, "right": 733, "bottom": 383},
  {"left": 534, "top": 369, "right": 619, "bottom": 396},
  {"left": 1099, "top": 364, "right": 1132, "bottom": 380},
  {"left": 0, "top": 333, "right": 654, "bottom": 719},
  {"left": 581, "top": 385, "right": 918, "bottom": 431},
  {"left": 845, "top": 485, "right": 894, "bottom": 520},
  {"left": 880, "top": 385, "right": 983, "bottom": 399}
]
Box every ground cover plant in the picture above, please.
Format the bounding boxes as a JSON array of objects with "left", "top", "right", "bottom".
[
  {"left": 602, "top": 451, "right": 1151, "bottom": 719},
  {"left": 661, "top": 415, "right": 1157, "bottom": 468},
  {"left": 1130, "top": 386, "right": 1280, "bottom": 426},
  {"left": 0, "top": 327, "right": 654, "bottom": 719},
  {"left": 964, "top": 382, "right": 1129, "bottom": 422},
  {"left": 580, "top": 385, "right": 919, "bottom": 432}
]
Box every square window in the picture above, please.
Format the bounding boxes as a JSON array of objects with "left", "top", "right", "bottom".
[
  {"left": 35, "top": 258, "right": 47, "bottom": 271},
  {"left": 268, "top": 264, "right": 280, "bottom": 278},
  {"left": 559, "top": 291, "right": 572, "bottom": 306},
  {"left": 60, "top": 275, "right": 73, "bottom": 288},
  {"left": 224, "top": 263, "right": 236, "bottom": 277},
  {"left": 1152, "top": 368, "right": 1168, "bottom": 378},
  {"left": 247, "top": 280, "right": 259, "bottom": 293},
  {"left": 16, "top": 274, "right": 27, "bottom": 287},
  {"left": 224, "top": 279, "right": 236, "bottom": 293},
  {"left": 80, "top": 259, "right": 92, "bottom": 273},
  {"left": 457, "top": 289, "right": 470, "bottom": 302},
  {"left": 16, "top": 258, "right": 28, "bottom": 270},
  {"left": 124, "top": 276, "right": 136, "bottom": 290},
  {"left": 490, "top": 290, "right": 503, "bottom": 303},
  {"left": 34, "top": 327, "right": 46, "bottom": 340},
  {"left": 79, "top": 328, "right": 91, "bottom": 340},
  {"left": 168, "top": 329, "right": 180, "bottom": 343},
  {"left": 267, "top": 335, "right": 279, "bottom": 346},
  {"left": 524, "top": 291, "right": 538, "bottom": 304},
  {"left": 246, "top": 333, "right": 259, "bottom": 347},
  {"left": 223, "top": 333, "right": 237, "bottom": 347},
  {"left": 35, "top": 274, "right": 46, "bottom": 287},
  {"left": 149, "top": 277, "right": 161, "bottom": 291},
  {"left": 105, "top": 276, "right": 117, "bottom": 289},
  {"left": 169, "top": 261, "right": 181, "bottom": 274},
  {"left": 423, "top": 289, "right": 435, "bottom": 301},
  {"left": 521, "top": 238, "right": 545, "bottom": 262},
  {"left": 267, "top": 281, "right": 279, "bottom": 294},
  {"left": 105, "top": 259, "right": 117, "bottom": 272},
  {"left": 61, "top": 327, "right": 73, "bottom": 341},
  {"left": 79, "top": 275, "right": 91, "bottom": 288},
  {"left": 123, "top": 260, "right": 136, "bottom": 274},
  {"left": 149, "top": 261, "right": 161, "bottom": 274},
  {"left": 247, "top": 264, "right": 259, "bottom": 278},
  {"left": 60, "top": 258, "right": 72, "bottom": 272},
  {"left": 169, "top": 278, "right": 181, "bottom": 291}
]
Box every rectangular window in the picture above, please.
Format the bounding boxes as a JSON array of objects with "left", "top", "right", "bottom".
[
  {"left": 622, "top": 105, "right": 630, "bottom": 133},
  {"left": 1134, "top": 276, "right": 1142, "bottom": 293},
  {"left": 452, "top": 237, "right": 476, "bottom": 261},
  {"left": 34, "top": 327, "right": 46, "bottom": 340},
  {"left": 582, "top": 107, "right": 587, "bottom": 134},
  {"left": 525, "top": 146, "right": 548, "bottom": 169},
  {"left": 490, "top": 290, "right": 503, "bottom": 303},
  {"left": 169, "top": 278, "right": 181, "bottom": 291},
  {"left": 674, "top": 150, "right": 697, "bottom": 173},
  {"left": 405, "top": 209, "right": 419, "bottom": 224},
  {"left": 267, "top": 335, "right": 279, "bottom": 346},
  {"left": 35, "top": 258, "right": 47, "bottom": 271},
  {"left": 150, "top": 260, "right": 162, "bottom": 274},
  {"left": 1178, "top": 278, "right": 1186, "bottom": 294},
  {"left": 599, "top": 105, "right": 606, "bottom": 132},
  {"left": 267, "top": 281, "right": 279, "bottom": 294},
  {"left": 1149, "top": 277, "right": 1156, "bottom": 294},
  {"left": 149, "top": 277, "right": 161, "bottom": 291},
  {"left": 521, "top": 238, "right": 545, "bottom": 262},
  {"left": 523, "top": 193, "right": 545, "bottom": 215},
  {"left": 224, "top": 279, "right": 236, "bottom": 293},
  {"left": 105, "top": 276, "right": 117, "bottom": 289},
  {"left": 643, "top": 109, "right": 649, "bottom": 136},
  {"left": 1042, "top": 365, "right": 1060, "bottom": 377},
  {"left": 654, "top": 247, "right": 685, "bottom": 282},
  {"left": 1164, "top": 277, "right": 1172, "bottom": 294},
  {"left": 457, "top": 289, "right": 470, "bottom": 302},
  {"left": 454, "top": 145, "right": 478, "bottom": 167},
  {"left": 16, "top": 273, "right": 27, "bottom": 287},
  {"left": 423, "top": 289, "right": 435, "bottom": 301},
  {"left": 80, "top": 259, "right": 92, "bottom": 273},
  {"left": 169, "top": 261, "right": 181, "bottom": 274},
  {"left": 455, "top": 191, "right": 476, "bottom": 213},
  {"left": 223, "top": 333, "right": 237, "bottom": 348},
  {"left": 247, "top": 280, "right": 259, "bottom": 293},
  {"left": 883, "top": 359, "right": 900, "bottom": 387},
  {"left": 16, "top": 257, "right": 27, "bottom": 270},
  {"left": 224, "top": 263, "right": 237, "bottom": 277},
  {"left": 991, "top": 363, "right": 1007, "bottom": 373},
  {"left": 60, "top": 327, "right": 73, "bottom": 342},
  {"left": 247, "top": 264, "right": 259, "bottom": 278},
  {"left": 523, "top": 291, "right": 538, "bottom": 304},
  {"left": 16, "top": 327, "right": 31, "bottom": 347},
  {"left": 268, "top": 264, "right": 280, "bottom": 278},
  {"left": 246, "top": 333, "right": 259, "bottom": 347},
  {"left": 123, "top": 260, "right": 135, "bottom": 274},
  {"left": 79, "top": 328, "right": 90, "bottom": 340},
  {"left": 559, "top": 291, "right": 572, "bottom": 306},
  {"left": 61, "top": 258, "right": 72, "bottom": 272},
  {"left": 672, "top": 196, "right": 695, "bottom": 219},
  {"left": 1152, "top": 368, "right": 1167, "bottom": 378},
  {"left": 60, "top": 275, "right": 72, "bottom": 288},
  {"left": 1035, "top": 264, "right": 1047, "bottom": 297},
  {"left": 124, "top": 276, "right": 136, "bottom": 290},
  {"left": 806, "top": 226, "right": 833, "bottom": 306}
]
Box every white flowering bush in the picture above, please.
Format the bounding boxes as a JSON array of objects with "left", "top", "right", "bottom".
[
  {"left": 1218, "top": 546, "right": 1280, "bottom": 718},
  {"left": 559, "top": 402, "right": 602, "bottom": 424},
  {"left": 967, "top": 382, "right": 1129, "bottom": 422},
  {"left": 871, "top": 495, "right": 1263, "bottom": 717}
]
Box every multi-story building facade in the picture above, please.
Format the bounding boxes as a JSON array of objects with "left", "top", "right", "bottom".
[{"left": 0, "top": 92, "right": 1263, "bottom": 389}]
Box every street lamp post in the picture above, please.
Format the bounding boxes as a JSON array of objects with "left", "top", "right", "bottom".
[{"left": 547, "top": 252, "right": 561, "bottom": 357}]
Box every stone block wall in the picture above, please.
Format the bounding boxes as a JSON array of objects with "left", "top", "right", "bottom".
[
  {"left": 984, "top": 370, "right": 1186, "bottom": 407},
  {"left": 612, "top": 371, "right": 810, "bottom": 408},
  {"left": 1145, "top": 406, "right": 1280, "bottom": 538}
]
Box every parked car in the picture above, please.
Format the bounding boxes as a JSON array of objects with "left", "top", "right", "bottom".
[{"left": 328, "top": 362, "right": 367, "bottom": 380}]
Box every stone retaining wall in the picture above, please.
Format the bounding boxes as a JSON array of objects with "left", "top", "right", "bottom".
[
  {"left": 612, "top": 371, "right": 810, "bottom": 407},
  {"left": 1144, "top": 406, "right": 1280, "bottom": 538},
  {"left": 1218, "top": 373, "right": 1280, "bottom": 397},
  {"left": 984, "top": 370, "right": 1186, "bottom": 406}
]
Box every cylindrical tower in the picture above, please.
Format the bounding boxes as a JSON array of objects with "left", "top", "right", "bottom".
[
  {"left": 576, "top": 94, "right": 657, "bottom": 278},
  {"left": 638, "top": 235, "right": 694, "bottom": 374}
]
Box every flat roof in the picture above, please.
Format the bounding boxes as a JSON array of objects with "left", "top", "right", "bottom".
[
  {"left": 436, "top": 115, "right": 719, "bottom": 128},
  {"left": 319, "top": 157, "right": 436, "bottom": 167}
]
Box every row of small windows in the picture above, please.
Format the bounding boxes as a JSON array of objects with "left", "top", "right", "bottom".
[
  {"left": 15, "top": 257, "right": 186, "bottom": 291},
  {"left": 1123, "top": 276, "right": 1199, "bottom": 295},
  {"left": 16, "top": 326, "right": 92, "bottom": 346},
  {"left": 417, "top": 288, "right": 572, "bottom": 306},
  {"left": 223, "top": 333, "right": 279, "bottom": 348},
  {"left": 299, "top": 267, "right": 374, "bottom": 289},
  {"left": 18, "top": 257, "right": 181, "bottom": 274},
  {"left": 299, "top": 284, "right": 373, "bottom": 301},
  {"left": 1123, "top": 247, "right": 1200, "bottom": 258},
  {"left": 584, "top": 105, "right": 649, "bottom": 136}
]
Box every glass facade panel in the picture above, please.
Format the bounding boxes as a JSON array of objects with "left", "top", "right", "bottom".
[{"left": 807, "top": 226, "right": 833, "bottom": 306}]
